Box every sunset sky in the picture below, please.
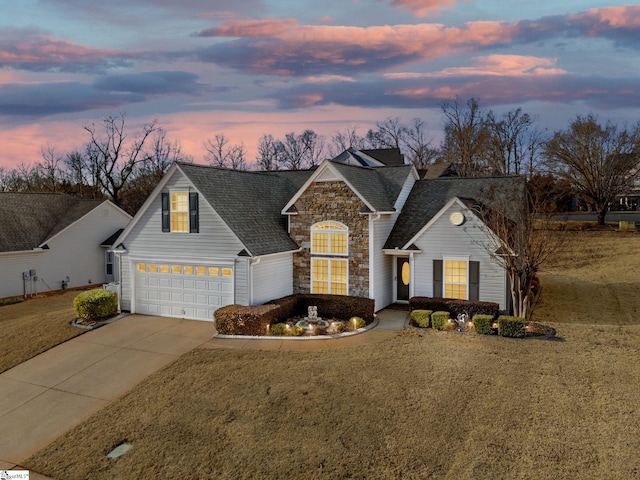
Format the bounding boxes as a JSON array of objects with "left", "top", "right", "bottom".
[{"left": 1, "top": 1, "right": 639, "bottom": 169}]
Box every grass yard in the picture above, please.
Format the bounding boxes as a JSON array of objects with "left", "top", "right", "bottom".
[
  {"left": 21, "top": 230, "right": 640, "bottom": 479},
  {"left": 0, "top": 291, "right": 84, "bottom": 373}
]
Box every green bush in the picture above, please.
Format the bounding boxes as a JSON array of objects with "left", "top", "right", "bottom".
[
  {"left": 349, "top": 316, "right": 366, "bottom": 330},
  {"left": 270, "top": 323, "right": 288, "bottom": 336},
  {"left": 498, "top": 315, "right": 526, "bottom": 338},
  {"left": 0, "top": 296, "right": 24, "bottom": 307},
  {"left": 472, "top": 314, "right": 495, "bottom": 335},
  {"left": 410, "top": 309, "right": 432, "bottom": 328},
  {"left": 288, "top": 325, "right": 304, "bottom": 336},
  {"left": 431, "top": 311, "right": 450, "bottom": 331},
  {"left": 73, "top": 289, "right": 118, "bottom": 321}
]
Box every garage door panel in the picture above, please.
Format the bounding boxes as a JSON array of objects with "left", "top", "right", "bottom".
[{"left": 135, "top": 262, "right": 234, "bottom": 321}]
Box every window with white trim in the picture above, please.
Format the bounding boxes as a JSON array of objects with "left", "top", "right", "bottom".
[
  {"left": 310, "top": 221, "right": 348, "bottom": 295},
  {"left": 444, "top": 257, "right": 468, "bottom": 300},
  {"left": 311, "top": 258, "right": 348, "bottom": 295},
  {"left": 170, "top": 192, "right": 189, "bottom": 232},
  {"left": 311, "top": 221, "right": 348, "bottom": 255},
  {"left": 161, "top": 191, "right": 199, "bottom": 233}
]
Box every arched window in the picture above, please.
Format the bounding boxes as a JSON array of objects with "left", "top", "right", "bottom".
[
  {"left": 311, "top": 221, "right": 348, "bottom": 256},
  {"left": 310, "top": 221, "right": 348, "bottom": 295}
]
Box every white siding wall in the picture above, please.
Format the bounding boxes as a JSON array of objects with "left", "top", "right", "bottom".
[
  {"left": 412, "top": 203, "right": 507, "bottom": 309},
  {"left": 0, "top": 203, "right": 130, "bottom": 299},
  {"left": 119, "top": 256, "right": 131, "bottom": 311},
  {"left": 119, "top": 174, "right": 247, "bottom": 307},
  {"left": 371, "top": 173, "right": 417, "bottom": 311},
  {"left": 371, "top": 214, "right": 396, "bottom": 311},
  {"left": 250, "top": 253, "right": 293, "bottom": 305}
]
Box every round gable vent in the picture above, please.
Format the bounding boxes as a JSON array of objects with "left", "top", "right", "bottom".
[{"left": 449, "top": 212, "right": 465, "bottom": 226}]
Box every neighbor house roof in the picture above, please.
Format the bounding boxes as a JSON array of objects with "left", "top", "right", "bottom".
[
  {"left": 384, "top": 176, "right": 525, "bottom": 249},
  {"left": 0, "top": 193, "right": 105, "bottom": 253},
  {"left": 178, "top": 163, "right": 315, "bottom": 257},
  {"left": 331, "top": 148, "right": 405, "bottom": 167}
]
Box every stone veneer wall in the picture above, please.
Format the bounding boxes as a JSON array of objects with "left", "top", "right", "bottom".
[{"left": 290, "top": 181, "right": 369, "bottom": 297}]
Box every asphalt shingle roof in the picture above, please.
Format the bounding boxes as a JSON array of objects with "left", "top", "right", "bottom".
[
  {"left": 178, "top": 163, "right": 315, "bottom": 257},
  {"left": 0, "top": 193, "right": 105, "bottom": 252},
  {"left": 329, "top": 161, "right": 414, "bottom": 212},
  {"left": 385, "top": 176, "right": 525, "bottom": 249}
]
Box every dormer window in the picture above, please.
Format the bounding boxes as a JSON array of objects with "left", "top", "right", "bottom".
[{"left": 161, "top": 191, "right": 199, "bottom": 233}]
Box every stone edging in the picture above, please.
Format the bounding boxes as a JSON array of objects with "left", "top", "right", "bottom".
[
  {"left": 213, "top": 316, "right": 379, "bottom": 340},
  {"left": 71, "top": 312, "right": 130, "bottom": 330}
]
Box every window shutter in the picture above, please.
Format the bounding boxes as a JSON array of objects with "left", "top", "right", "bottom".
[
  {"left": 161, "top": 192, "right": 170, "bottom": 232},
  {"left": 469, "top": 261, "right": 480, "bottom": 301},
  {"left": 433, "top": 259, "right": 443, "bottom": 297},
  {"left": 189, "top": 192, "right": 199, "bottom": 233}
]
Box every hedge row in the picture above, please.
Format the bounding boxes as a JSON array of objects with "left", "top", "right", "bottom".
[
  {"left": 214, "top": 294, "right": 375, "bottom": 336},
  {"left": 409, "top": 296, "right": 499, "bottom": 319}
]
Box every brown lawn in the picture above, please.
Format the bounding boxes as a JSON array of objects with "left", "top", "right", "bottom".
[
  {"left": 21, "top": 230, "right": 640, "bottom": 479},
  {"left": 0, "top": 290, "right": 84, "bottom": 373}
]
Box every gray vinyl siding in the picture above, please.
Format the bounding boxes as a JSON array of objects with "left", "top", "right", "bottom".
[
  {"left": 234, "top": 257, "right": 249, "bottom": 306},
  {"left": 124, "top": 175, "right": 245, "bottom": 257},
  {"left": 0, "top": 203, "right": 130, "bottom": 299},
  {"left": 371, "top": 173, "right": 416, "bottom": 311},
  {"left": 118, "top": 173, "right": 249, "bottom": 309},
  {"left": 119, "top": 256, "right": 131, "bottom": 311},
  {"left": 412, "top": 203, "right": 507, "bottom": 309},
  {"left": 250, "top": 253, "right": 293, "bottom": 305},
  {"left": 371, "top": 214, "right": 396, "bottom": 311}
]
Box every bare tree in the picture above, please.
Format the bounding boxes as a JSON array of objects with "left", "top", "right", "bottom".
[
  {"left": 367, "top": 117, "right": 406, "bottom": 149},
  {"left": 84, "top": 113, "right": 157, "bottom": 206},
  {"left": 38, "top": 146, "right": 64, "bottom": 192},
  {"left": 486, "top": 108, "right": 539, "bottom": 176},
  {"left": 475, "top": 183, "right": 567, "bottom": 320},
  {"left": 404, "top": 117, "right": 438, "bottom": 168},
  {"left": 299, "top": 129, "right": 326, "bottom": 167},
  {"left": 256, "top": 134, "right": 284, "bottom": 170},
  {"left": 329, "top": 125, "right": 367, "bottom": 156},
  {"left": 440, "top": 97, "right": 491, "bottom": 176},
  {"left": 204, "top": 134, "right": 247, "bottom": 170},
  {"left": 544, "top": 114, "right": 640, "bottom": 225}
]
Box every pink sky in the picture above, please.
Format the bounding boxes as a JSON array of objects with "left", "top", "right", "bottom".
[{"left": 1, "top": 1, "right": 639, "bottom": 169}]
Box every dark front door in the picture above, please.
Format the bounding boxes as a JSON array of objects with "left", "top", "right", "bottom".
[{"left": 396, "top": 257, "right": 410, "bottom": 301}]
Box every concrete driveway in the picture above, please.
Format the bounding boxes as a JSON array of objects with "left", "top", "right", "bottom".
[
  {"left": 0, "top": 314, "right": 215, "bottom": 471},
  {"left": 0, "top": 308, "right": 408, "bottom": 478}
]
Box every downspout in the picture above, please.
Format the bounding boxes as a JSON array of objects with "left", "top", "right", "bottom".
[
  {"left": 369, "top": 213, "right": 381, "bottom": 308},
  {"left": 409, "top": 251, "right": 415, "bottom": 300}
]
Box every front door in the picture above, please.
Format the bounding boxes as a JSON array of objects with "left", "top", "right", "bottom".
[{"left": 396, "top": 257, "right": 410, "bottom": 302}]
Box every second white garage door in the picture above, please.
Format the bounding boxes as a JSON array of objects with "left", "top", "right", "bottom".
[{"left": 133, "top": 262, "right": 233, "bottom": 321}]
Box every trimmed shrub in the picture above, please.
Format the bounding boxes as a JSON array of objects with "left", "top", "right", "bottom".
[
  {"left": 472, "top": 314, "right": 495, "bottom": 335},
  {"left": 349, "top": 316, "right": 366, "bottom": 329},
  {"left": 287, "top": 325, "right": 304, "bottom": 336},
  {"left": 270, "top": 323, "right": 288, "bottom": 336},
  {"left": 498, "top": 315, "right": 526, "bottom": 338},
  {"left": 410, "top": 297, "right": 499, "bottom": 319},
  {"left": 73, "top": 289, "right": 118, "bottom": 321},
  {"left": 410, "top": 309, "right": 432, "bottom": 328},
  {"left": 431, "top": 311, "right": 450, "bottom": 331},
  {"left": 215, "top": 304, "right": 279, "bottom": 335}
]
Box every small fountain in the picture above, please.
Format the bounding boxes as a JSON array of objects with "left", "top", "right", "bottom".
[
  {"left": 456, "top": 312, "right": 468, "bottom": 332},
  {"left": 295, "top": 306, "right": 336, "bottom": 335}
]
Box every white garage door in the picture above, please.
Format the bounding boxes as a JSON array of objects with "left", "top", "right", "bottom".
[{"left": 133, "top": 262, "right": 234, "bottom": 321}]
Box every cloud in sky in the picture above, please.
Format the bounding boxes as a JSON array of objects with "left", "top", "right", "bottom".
[{"left": 0, "top": 2, "right": 639, "bottom": 168}]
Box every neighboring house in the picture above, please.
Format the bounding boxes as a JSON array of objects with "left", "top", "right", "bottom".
[
  {"left": 113, "top": 150, "right": 523, "bottom": 322},
  {"left": 0, "top": 193, "right": 132, "bottom": 299}
]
